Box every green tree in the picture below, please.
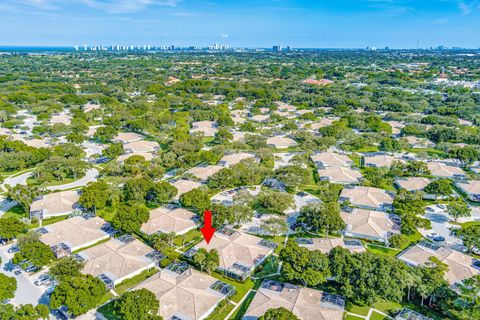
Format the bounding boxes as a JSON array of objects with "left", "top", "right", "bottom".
[
  {"left": 279, "top": 241, "right": 330, "bottom": 287},
  {"left": 424, "top": 179, "right": 453, "bottom": 199},
  {"left": 49, "top": 256, "right": 84, "bottom": 281},
  {"left": 79, "top": 180, "right": 111, "bottom": 213},
  {"left": 0, "top": 217, "right": 28, "bottom": 240},
  {"left": 111, "top": 204, "right": 150, "bottom": 234},
  {"left": 256, "top": 189, "right": 294, "bottom": 215},
  {"left": 259, "top": 307, "right": 299, "bottom": 320},
  {"left": 214, "top": 128, "right": 233, "bottom": 143},
  {"left": 193, "top": 248, "right": 219, "bottom": 275},
  {"left": 260, "top": 216, "right": 288, "bottom": 237},
  {"left": 297, "top": 202, "right": 345, "bottom": 236},
  {"left": 274, "top": 165, "right": 310, "bottom": 190},
  {"left": 454, "top": 225, "right": 480, "bottom": 253},
  {"left": 113, "top": 289, "right": 162, "bottom": 320},
  {"left": 50, "top": 274, "right": 106, "bottom": 316},
  {"left": 7, "top": 184, "right": 42, "bottom": 214},
  {"left": 13, "top": 235, "right": 55, "bottom": 268},
  {"left": 102, "top": 142, "right": 124, "bottom": 159},
  {"left": 0, "top": 273, "right": 17, "bottom": 301},
  {"left": 179, "top": 187, "right": 211, "bottom": 213},
  {"left": 447, "top": 200, "right": 471, "bottom": 223}
]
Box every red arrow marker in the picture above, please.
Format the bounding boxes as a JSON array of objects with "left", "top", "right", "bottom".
[{"left": 200, "top": 210, "right": 216, "bottom": 244}]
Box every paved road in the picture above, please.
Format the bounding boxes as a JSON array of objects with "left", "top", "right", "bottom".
[
  {"left": 47, "top": 168, "right": 99, "bottom": 191},
  {"left": 0, "top": 243, "right": 48, "bottom": 306},
  {"left": 1, "top": 171, "right": 33, "bottom": 191}
]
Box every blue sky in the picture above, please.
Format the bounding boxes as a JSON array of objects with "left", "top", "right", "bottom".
[{"left": 0, "top": 0, "right": 479, "bottom": 48}]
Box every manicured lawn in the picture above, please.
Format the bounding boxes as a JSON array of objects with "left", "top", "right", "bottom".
[
  {"left": 370, "top": 311, "right": 387, "bottom": 320},
  {"left": 96, "top": 208, "right": 117, "bottom": 222},
  {"left": 229, "top": 290, "right": 256, "bottom": 320},
  {"left": 98, "top": 292, "right": 115, "bottom": 306},
  {"left": 459, "top": 220, "right": 480, "bottom": 228},
  {"left": 211, "top": 272, "right": 255, "bottom": 303},
  {"left": 346, "top": 304, "right": 370, "bottom": 316},
  {"left": 366, "top": 244, "right": 399, "bottom": 257},
  {"left": 173, "top": 229, "right": 202, "bottom": 248},
  {"left": 404, "top": 230, "right": 423, "bottom": 246},
  {"left": 344, "top": 314, "right": 366, "bottom": 320},
  {"left": 114, "top": 268, "right": 159, "bottom": 294},
  {"left": 373, "top": 299, "right": 402, "bottom": 314},
  {"left": 206, "top": 301, "right": 235, "bottom": 320}
]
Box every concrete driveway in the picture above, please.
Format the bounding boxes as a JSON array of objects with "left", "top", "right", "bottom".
[
  {"left": 47, "top": 168, "right": 99, "bottom": 191},
  {"left": 419, "top": 205, "right": 464, "bottom": 249},
  {"left": 0, "top": 243, "right": 49, "bottom": 306}
]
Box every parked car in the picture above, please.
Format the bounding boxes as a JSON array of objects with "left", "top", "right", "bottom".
[
  {"left": 14, "top": 269, "right": 22, "bottom": 275},
  {"left": 35, "top": 274, "right": 51, "bottom": 286},
  {"left": 25, "top": 265, "right": 39, "bottom": 273},
  {"left": 427, "top": 233, "right": 439, "bottom": 239},
  {"left": 45, "top": 285, "right": 56, "bottom": 295},
  {"left": 437, "top": 204, "right": 447, "bottom": 210},
  {"left": 8, "top": 245, "right": 19, "bottom": 253},
  {"left": 433, "top": 236, "right": 446, "bottom": 242}
]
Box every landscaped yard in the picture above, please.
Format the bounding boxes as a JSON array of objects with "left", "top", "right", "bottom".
[
  {"left": 370, "top": 311, "right": 387, "bottom": 320},
  {"left": 113, "top": 267, "right": 159, "bottom": 294},
  {"left": 229, "top": 290, "right": 256, "bottom": 320},
  {"left": 253, "top": 255, "right": 279, "bottom": 278},
  {"left": 346, "top": 304, "right": 370, "bottom": 316},
  {"left": 173, "top": 229, "right": 202, "bottom": 248},
  {"left": 344, "top": 314, "right": 366, "bottom": 320},
  {"left": 206, "top": 301, "right": 235, "bottom": 320},
  {"left": 366, "top": 243, "right": 400, "bottom": 257},
  {"left": 211, "top": 272, "right": 255, "bottom": 303}
]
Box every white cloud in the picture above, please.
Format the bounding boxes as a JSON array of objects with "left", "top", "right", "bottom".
[
  {"left": 220, "top": 33, "right": 229, "bottom": 38},
  {"left": 9, "top": 0, "right": 178, "bottom": 13},
  {"left": 458, "top": 0, "right": 479, "bottom": 14},
  {"left": 80, "top": 0, "right": 178, "bottom": 13}
]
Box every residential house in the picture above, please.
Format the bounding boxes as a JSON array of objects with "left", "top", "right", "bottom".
[
  {"left": 266, "top": 135, "right": 297, "bottom": 149},
  {"left": 218, "top": 153, "right": 257, "bottom": 167},
  {"left": 141, "top": 206, "right": 196, "bottom": 236},
  {"left": 123, "top": 140, "right": 160, "bottom": 154},
  {"left": 317, "top": 167, "right": 363, "bottom": 185},
  {"left": 170, "top": 179, "right": 203, "bottom": 200},
  {"left": 244, "top": 280, "right": 345, "bottom": 320},
  {"left": 456, "top": 180, "right": 480, "bottom": 202},
  {"left": 133, "top": 262, "right": 235, "bottom": 320},
  {"left": 30, "top": 190, "right": 81, "bottom": 219},
  {"left": 190, "top": 121, "right": 218, "bottom": 137},
  {"left": 340, "top": 208, "right": 400, "bottom": 243},
  {"left": 428, "top": 162, "right": 467, "bottom": 180},
  {"left": 363, "top": 153, "right": 403, "bottom": 168},
  {"left": 296, "top": 237, "right": 366, "bottom": 254},
  {"left": 311, "top": 152, "right": 353, "bottom": 168},
  {"left": 39, "top": 215, "right": 109, "bottom": 258},
  {"left": 397, "top": 240, "right": 480, "bottom": 285},
  {"left": 77, "top": 235, "right": 158, "bottom": 289},
  {"left": 114, "top": 132, "right": 144, "bottom": 144},
  {"left": 394, "top": 177, "right": 431, "bottom": 192},
  {"left": 339, "top": 186, "right": 394, "bottom": 211},
  {"left": 186, "top": 165, "right": 223, "bottom": 181},
  {"left": 186, "top": 227, "right": 276, "bottom": 280}
]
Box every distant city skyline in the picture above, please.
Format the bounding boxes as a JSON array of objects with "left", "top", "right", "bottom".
[{"left": 1, "top": 0, "right": 480, "bottom": 48}]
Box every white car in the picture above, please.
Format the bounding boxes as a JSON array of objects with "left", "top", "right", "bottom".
[{"left": 427, "top": 233, "right": 439, "bottom": 239}]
